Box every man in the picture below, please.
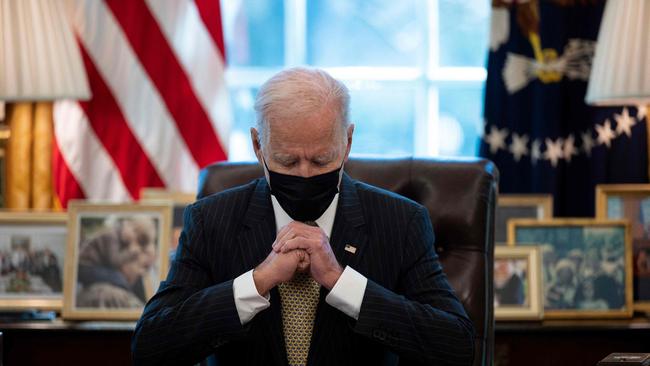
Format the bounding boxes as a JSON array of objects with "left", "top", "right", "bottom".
[{"left": 132, "top": 68, "right": 475, "bottom": 365}]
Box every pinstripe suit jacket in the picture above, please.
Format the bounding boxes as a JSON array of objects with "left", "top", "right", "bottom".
[{"left": 132, "top": 174, "right": 475, "bottom": 366}]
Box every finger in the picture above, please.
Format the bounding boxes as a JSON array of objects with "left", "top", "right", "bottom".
[
  {"left": 281, "top": 237, "right": 317, "bottom": 254},
  {"left": 296, "top": 251, "right": 311, "bottom": 272},
  {"left": 272, "top": 227, "right": 296, "bottom": 252}
]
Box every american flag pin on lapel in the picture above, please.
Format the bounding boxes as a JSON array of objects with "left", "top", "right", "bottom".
[{"left": 344, "top": 244, "right": 357, "bottom": 254}]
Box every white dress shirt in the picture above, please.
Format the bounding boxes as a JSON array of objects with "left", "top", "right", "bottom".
[{"left": 232, "top": 193, "right": 368, "bottom": 324}]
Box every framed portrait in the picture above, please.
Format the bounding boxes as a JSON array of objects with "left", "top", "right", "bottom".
[
  {"left": 507, "top": 219, "right": 633, "bottom": 319},
  {"left": 140, "top": 188, "right": 196, "bottom": 261},
  {"left": 63, "top": 202, "right": 172, "bottom": 320},
  {"left": 596, "top": 184, "right": 650, "bottom": 312},
  {"left": 0, "top": 212, "right": 67, "bottom": 310},
  {"left": 495, "top": 246, "right": 543, "bottom": 320},
  {"left": 496, "top": 194, "right": 553, "bottom": 244}
]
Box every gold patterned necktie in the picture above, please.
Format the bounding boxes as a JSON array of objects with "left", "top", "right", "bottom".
[{"left": 277, "top": 220, "right": 321, "bottom": 366}]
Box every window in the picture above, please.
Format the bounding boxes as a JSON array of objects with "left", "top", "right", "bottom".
[{"left": 221, "top": 0, "right": 489, "bottom": 161}]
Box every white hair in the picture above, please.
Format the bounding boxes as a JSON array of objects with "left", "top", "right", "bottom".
[{"left": 254, "top": 67, "right": 350, "bottom": 147}]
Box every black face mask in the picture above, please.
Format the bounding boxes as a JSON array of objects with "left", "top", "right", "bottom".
[{"left": 264, "top": 159, "right": 343, "bottom": 222}]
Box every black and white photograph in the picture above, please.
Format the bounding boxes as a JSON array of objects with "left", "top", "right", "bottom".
[{"left": 508, "top": 219, "right": 632, "bottom": 319}]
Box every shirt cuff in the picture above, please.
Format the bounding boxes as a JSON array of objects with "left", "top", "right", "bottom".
[
  {"left": 233, "top": 269, "right": 270, "bottom": 325},
  {"left": 325, "top": 266, "right": 368, "bottom": 320}
]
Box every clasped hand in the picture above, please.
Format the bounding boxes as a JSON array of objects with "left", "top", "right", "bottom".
[{"left": 253, "top": 222, "right": 343, "bottom": 296}]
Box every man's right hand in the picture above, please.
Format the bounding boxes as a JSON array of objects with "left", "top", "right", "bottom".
[{"left": 253, "top": 249, "right": 309, "bottom": 296}]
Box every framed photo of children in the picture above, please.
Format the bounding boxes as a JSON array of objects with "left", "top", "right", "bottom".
[
  {"left": 596, "top": 184, "right": 650, "bottom": 312},
  {"left": 495, "top": 194, "right": 553, "bottom": 244},
  {"left": 140, "top": 188, "right": 196, "bottom": 262},
  {"left": 63, "top": 202, "right": 172, "bottom": 320},
  {"left": 0, "top": 212, "right": 67, "bottom": 310},
  {"left": 507, "top": 219, "right": 633, "bottom": 319},
  {"left": 494, "top": 246, "right": 543, "bottom": 320}
]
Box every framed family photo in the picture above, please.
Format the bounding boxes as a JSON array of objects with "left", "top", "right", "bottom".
[
  {"left": 495, "top": 194, "right": 553, "bottom": 243},
  {"left": 0, "top": 212, "right": 67, "bottom": 310},
  {"left": 140, "top": 188, "right": 196, "bottom": 261},
  {"left": 508, "top": 219, "right": 633, "bottom": 319},
  {"left": 596, "top": 184, "right": 650, "bottom": 312},
  {"left": 63, "top": 202, "right": 172, "bottom": 320},
  {"left": 494, "top": 246, "right": 543, "bottom": 320}
]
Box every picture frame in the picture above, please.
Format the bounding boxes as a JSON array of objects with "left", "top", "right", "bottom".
[
  {"left": 496, "top": 194, "right": 553, "bottom": 244},
  {"left": 63, "top": 202, "right": 172, "bottom": 320},
  {"left": 507, "top": 219, "right": 633, "bottom": 319},
  {"left": 495, "top": 246, "right": 544, "bottom": 321},
  {"left": 140, "top": 188, "right": 196, "bottom": 260},
  {"left": 0, "top": 211, "right": 67, "bottom": 310},
  {"left": 596, "top": 184, "right": 650, "bottom": 312}
]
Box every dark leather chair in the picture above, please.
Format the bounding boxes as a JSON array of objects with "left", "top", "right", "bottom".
[{"left": 197, "top": 157, "right": 498, "bottom": 366}]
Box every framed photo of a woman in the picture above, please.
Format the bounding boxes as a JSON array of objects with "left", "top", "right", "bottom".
[
  {"left": 495, "top": 246, "right": 543, "bottom": 320},
  {"left": 0, "top": 212, "right": 67, "bottom": 310},
  {"left": 496, "top": 194, "right": 553, "bottom": 243},
  {"left": 508, "top": 219, "right": 633, "bottom": 319},
  {"left": 63, "top": 202, "right": 172, "bottom": 320},
  {"left": 596, "top": 184, "right": 650, "bottom": 312},
  {"left": 140, "top": 188, "right": 195, "bottom": 262}
]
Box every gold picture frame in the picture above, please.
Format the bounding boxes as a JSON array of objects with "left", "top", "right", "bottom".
[
  {"left": 596, "top": 184, "right": 650, "bottom": 312},
  {"left": 140, "top": 188, "right": 196, "bottom": 262},
  {"left": 496, "top": 194, "right": 553, "bottom": 244},
  {"left": 140, "top": 188, "right": 196, "bottom": 205},
  {"left": 0, "top": 211, "right": 67, "bottom": 310},
  {"left": 507, "top": 218, "right": 633, "bottom": 319},
  {"left": 63, "top": 202, "right": 172, "bottom": 320},
  {"left": 495, "top": 246, "right": 544, "bottom": 321}
]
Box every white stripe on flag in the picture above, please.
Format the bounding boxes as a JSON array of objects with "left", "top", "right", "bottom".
[
  {"left": 54, "top": 100, "right": 132, "bottom": 201},
  {"left": 145, "top": 0, "right": 232, "bottom": 153},
  {"left": 66, "top": 0, "right": 200, "bottom": 192}
]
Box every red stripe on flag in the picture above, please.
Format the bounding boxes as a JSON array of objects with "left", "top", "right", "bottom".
[
  {"left": 106, "top": 0, "right": 227, "bottom": 167},
  {"left": 194, "top": 0, "right": 227, "bottom": 61},
  {"left": 52, "top": 133, "right": 86, "bottom": 208},
  {"left": 78, "top": 42, "right": 165, "bottom": 198}
]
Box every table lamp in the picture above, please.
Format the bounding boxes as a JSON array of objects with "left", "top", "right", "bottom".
[
  {"left": 0, "top": 0, "right": 90, "bottom": 209},
  {"left": 0, "top": 0, "right": 90, "bottom": 101}
]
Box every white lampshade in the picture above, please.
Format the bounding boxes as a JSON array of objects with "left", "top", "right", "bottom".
[
  {"left": 0, "top": 0, "right": 90, "bottom": 101},
  {"left": 585, "top": 0, "right": 650, "bottom": 106}
]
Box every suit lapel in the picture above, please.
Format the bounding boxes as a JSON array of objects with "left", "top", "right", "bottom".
[
  {"left": 308, "top": 173, "right": 369, "bottom": 365},
  {"left": 236, "top": 179, "right": 287, "bottom": 366}
]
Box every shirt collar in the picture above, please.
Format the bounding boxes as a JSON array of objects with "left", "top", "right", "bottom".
[{"left": 270, "top": 193, "right": 339, "bottom": 237}]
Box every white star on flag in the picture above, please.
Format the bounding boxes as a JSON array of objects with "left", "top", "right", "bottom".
[
  {"left": 485, "top": 126, "right": 509, "bottom": 154},
  {"left": 509, "top": 133, "right": 529, "bottom": 162},
  {"left": 581, "top": 130, "right": 594, "bottom": 157},
  {"left": 563, "top": 134, "right": 577, "bottom": 162},
  {"left": 531, "top": 139, "right": 542, "bottom": 165},
  {"left": 614, "top": 107, "right": 636, "bottom": 137},
  {"left": 637, "top": 105, "right": 648, "bottom": 122},
  {"left": 595, "top": 119, "right": 616, "bottom": 147},
  {"left": 544, "top": 138, "right": 564, "bottom": 167}
]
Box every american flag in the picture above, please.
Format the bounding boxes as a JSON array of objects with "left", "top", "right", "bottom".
[{"left": 53, "top": 0, "right": 230, "bottom": 207}]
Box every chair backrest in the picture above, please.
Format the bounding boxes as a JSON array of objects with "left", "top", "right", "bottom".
[{"left": 198, "top": 157, "right": 498, "bottom": 366}]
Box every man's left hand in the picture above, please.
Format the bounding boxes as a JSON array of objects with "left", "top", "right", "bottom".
[{"left": 272, "top": 221, "right": 343, "bottom": 289}]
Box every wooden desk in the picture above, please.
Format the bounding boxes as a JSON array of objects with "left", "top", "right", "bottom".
[
  {"left": 2, "top": 317, "right": 649, "bottom": 366},
  {"left": 495, "top": 317, "right": 650, "bottom": 366},
  {"left": 0, "top": 320, "right": 134, "bottom": 366}
]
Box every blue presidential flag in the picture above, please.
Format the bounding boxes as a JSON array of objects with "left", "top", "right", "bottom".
[{"left": 481, "top": 0, "right": 649, "bottom": 217}]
